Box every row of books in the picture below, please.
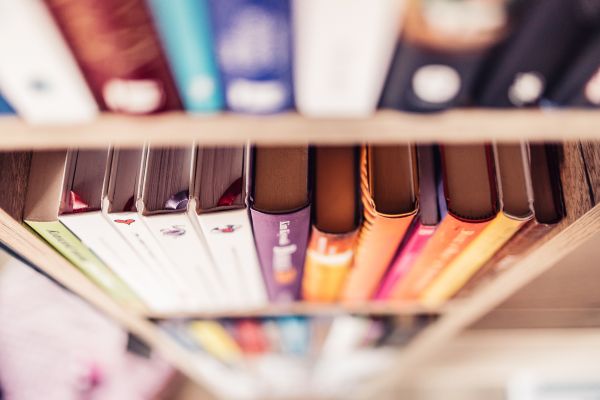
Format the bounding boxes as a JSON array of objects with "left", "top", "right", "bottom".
[
  {"left": 23, "top": 142, "right": 591, "bottom": 313},
  {"left": 159, "top": 315, "right": 431, "bottom": 398},
  {"left": 1, "top": 0, "right": 599, "bottom": 123}
]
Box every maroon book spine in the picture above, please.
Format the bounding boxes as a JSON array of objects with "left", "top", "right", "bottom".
[{"left": 45, "top": 0, "right": 181, "bottom": 113}]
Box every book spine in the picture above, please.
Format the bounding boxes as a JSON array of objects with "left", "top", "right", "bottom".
[
  {"left": 59, "top": 212, "right": 179, "bottom": 313},
  {"left": 45, "top": 0, "right": 181, "bottom": 113},
  {"left": 250, "top": 205, "right": 311, "bottom": 302},
  {"left": 0, "top": 95, "right": 14, "bottom": 114},
  {"left": 293, "top": 0, "right": 403, "bottom": 117},
  {"left": 147, "top": 0, "right": 224, "bottom": 112},
  {"left": 277, "top": 316, "right": 310, "bottom": 356},
  {"left": 420, "top": 212, "right": 527, "bottom": 307},
  {"left": 195, "top": 208, "right": 267, "bottom": 308},
  {"left": 302, "top": 227, "right": 358, "bottom": 302},
  {"left": 209, "top": 0, "right": 294, "bottom": 113},
  {"left": 376, "top": 222, "right": 437, "bottom": 300},
  {"left": 141, "top": 212, "right": 225, "bottom": 311},
  {"left": 189, "top": 321, "right": 242, "bottom": 364},
  {"left": 392, "top": 214, "right": 492, "bottom": 300},
  {"left": 107, "top": 211, "right": 197, "bottom": 310},
  {"left": 0, "top": 0, "right": 98, "bottom": 123},
  {"left": 25, "top": 220, "right": 143, "bottom": 310}
]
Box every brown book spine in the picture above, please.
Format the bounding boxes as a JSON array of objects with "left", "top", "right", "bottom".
[
  {"left": 558, "top": 142, "right": 593, "bottom": 227},
  {"left": 45, "top": 0, "right": 181, "bottom": 113},
  {"left": 579, "top": 141, "right": 600, "bottom": 205}
]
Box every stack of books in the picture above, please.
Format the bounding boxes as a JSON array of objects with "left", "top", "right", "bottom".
[{"left": 0, "top": 0, "right": 598, "bottom": 121}]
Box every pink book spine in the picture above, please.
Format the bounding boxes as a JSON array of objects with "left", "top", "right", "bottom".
[{"left": 375, "top": 222, "right": 437, "bottom": 300}]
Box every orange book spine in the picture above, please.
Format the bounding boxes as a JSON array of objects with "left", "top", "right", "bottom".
[
  {"left": 391, "top": 214, "right": 491, "bottom": 300},
  {"left": 302, "top": 227, "right": 358, "bottom": 302},
  {"left": 341, "top": 147, "right": 416, "bottom": 301}
]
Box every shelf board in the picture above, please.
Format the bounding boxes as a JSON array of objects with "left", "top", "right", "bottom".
[{"left": 1, "top": 109, "right": 599, "bottom": 149}]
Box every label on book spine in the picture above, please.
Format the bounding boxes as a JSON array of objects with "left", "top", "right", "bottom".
[
  {"left": 25, "top": 220, "right": 143, "bottom": 309},
  {"left": 302, "top": 227, "right": 358, "bottom": 302},
  {"left": 421, "top": 212, "right": 526, "bottom": 307},
  {"left": 250, "top": 205, "right": 310, "bottom": 302}
]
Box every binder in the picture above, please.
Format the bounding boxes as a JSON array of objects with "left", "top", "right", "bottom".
[
  {"left": 0, "top": 0, "right": 97, "bottom": 123},
  {"left": 45, "top": 0, "right": 181, "bottom": 113},
  {"left": 293, "top": 0, "right": 404, "bottom": 117},
  {"left": 208, "top": 0, "right": 294, "bottom": 113},
  {"left": 457, "top": 144, "right": 566, "bottom": 296},
  {"left": 381, "top": 0, "right": 510, "bottom": 112},
  {"left": 54, "top": 149, "right": 178, "bottom": 312},
  {"left": 250, "top": 146, "right": 311, "bottom": 302},
  {"left": 147, "top": 0, "right": 224, "bottom": 112},
  {"left": 190, "top": 146, "right": 267, "bottom": 308},
  {"left": 421, "top": 143, "right": 535, "bottom": 306},
  {"left": 393, "top": 144, "right": 498, "bottom": 300},
  {"left": 23, "top": 151, "right": 142, "bottom": 310},
  {"left": 136, "top": 146, "right": 226, "bottom": 311},
  {"left": 476, "top": 0, "right": 600, "bottom": 107},
  {"left": 104, "top": 148, "right": 196, "bottom": 311},
  {"left": 376, "top": 145, "right": 441, "bottom": 300},
  {"left": 341, "top": 145, "right": 418, "bottom": 302},
  {"left": 302, "top": 146, "right": 360, "bottom": 302}
]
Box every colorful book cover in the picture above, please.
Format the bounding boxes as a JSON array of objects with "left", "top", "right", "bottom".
[
  {"left": 376, "top": 145, "right": 441, "bottom": 300},
  {"left": 391, "top": 144, "right": 498, "bottom": 300},
  {"left": 0, "top": 0, "right": 98, "bottom": 123},
  {"left": 381, "top": 0, "right": 509, "bottom": 112},
  {"left": 208, "top": 0, "right": 294, "bottom": 113},
  {"left": 45, "top": 0, "right": 181, "bottom": 113},
  {"left": 293, "top": 0, "right": 404, "bottom": 116},
  {"left": 147, "top": 0, "right": 224, "bottom": 112},
  {"left": 341, "top": 145, "right": 418, "bottom": 302},
  {"left": 250, "top": 206, "right": 311, "bottom": 302},
  {"left": 25, "top": 220, "right": 143, "bottom": 310}
]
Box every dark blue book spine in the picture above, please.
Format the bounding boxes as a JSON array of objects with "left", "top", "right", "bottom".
[{"left": 208, "top": 0, "right": 294, "bottom": 114}]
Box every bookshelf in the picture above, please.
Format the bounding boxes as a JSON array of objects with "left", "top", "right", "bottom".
[
  {"left": 0, "top": 113, "right": 599, "bottom": 399},
  {"left": 0, "top": 109, "right": 600, "bottom": 149}
]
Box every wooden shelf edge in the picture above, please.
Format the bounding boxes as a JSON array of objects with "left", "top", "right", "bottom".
[
  {"left": 357, "top": 203, "right": 600, "bottom": 400},
  {"left": 0, "top": 109, "right": 599, "bottom": 149}
]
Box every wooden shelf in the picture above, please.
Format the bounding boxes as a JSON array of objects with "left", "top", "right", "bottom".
[{"left": 1, "top": 109, "right": 600, "bottom": 149}]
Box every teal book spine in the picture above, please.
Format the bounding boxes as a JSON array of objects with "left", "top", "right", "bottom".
[{"left": 147, "top": 0, "right": 224, "bottom": 112}]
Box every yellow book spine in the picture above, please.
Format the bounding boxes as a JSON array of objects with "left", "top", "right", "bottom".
[
  {"left": 420, "top": 213, "right": 526, "bottom": 307},
  {"left": 189, "top": 321, "right": 242, "bottom": 364}
]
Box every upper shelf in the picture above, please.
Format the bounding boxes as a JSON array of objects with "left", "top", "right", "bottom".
[{"left": 1, "top": 109, "right": 599, "bottom": 149}]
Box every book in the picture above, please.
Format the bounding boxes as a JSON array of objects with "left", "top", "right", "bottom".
[
  {"left": 375, "top": 145, "right": 442, "bottom": 300},
  {"left": 232, "top": 319, "right": 269, "bottom": 355},
  {"left": 23, "top": 151, "right": 143, "bottom": 310},
  {"left": 45, "top": 0, "right": 181, "bottom": 113},
  {"left": 277, "top": 317, "right": 310, "bottom": 356},
  {"left": 392, "top": 144, "right": 498, "bottom": 300},
  {"left": 302, "top": 146, "right": 360, "bottom": 302},
  {"left": 341, "top": 145, "right": 418, "bottom": 302},
  {"left": 456, "top": 144, "right": 566, "bottom": 296},
  {"left": 292, "top": 0, "right": 404, "bottom": 117},
  {"left": 0, "top": 95, "right": 13, "bottom": 114},
  {"left": 147, "top": 0, "right": 224, "bottom": 112},
  {"left": 250, "top": 146, "right": 311, "bottom": 302},
  {"left": 380, "top": 0, "right": 510, "bottom": 112},
  {"left": 0, "top": 0, "right": 98, "bottom": 123},
  {"left": 104, "top": 148, "right": 197, "bottom": 311},
  {"left": 208, "top": 0, "right": 294, "bottom": 113},
  {"left": 190, "top": 146, "right": 267, "bottom": 309},
  {"left": 188, "top": 321, "right": 242, "bottom": 364},
  {"left": 55, "top": 149, "right": 179, "bottom": 312},
  {"left": 421, "top": 143, "right": 535, "bottom": 306},
  {"left": 136, "top": 146, "right": 226, "bottom": 311},
  {"left": 476, "top": 0, "right": 600, "bottom": 107},
  {"left": 548, "top": 31, "right": 600, "bottom": 107}
]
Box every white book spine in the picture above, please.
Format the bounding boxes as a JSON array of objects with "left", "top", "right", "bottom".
[
  {"left": 293, "top": 0, "right": 404, "bottom": 117},
  {"left": 106, "top": 211, "right": 200, "bottom": 311},
  {"left": 59, "top": 212, "right": 178, "bottom": 313},
  {"left": 195, "top": 208, "right": 267, "bottom": 309},
  {"left": 141, "top": 213, "right": 227, "bottom": 311},
  {"left": 0, "top": 0, "right": 98, "bottom": 123}
]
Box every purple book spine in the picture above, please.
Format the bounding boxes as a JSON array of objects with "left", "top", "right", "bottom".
[{"left": 250, "top": 205, "right": 311, "bottom": 302}]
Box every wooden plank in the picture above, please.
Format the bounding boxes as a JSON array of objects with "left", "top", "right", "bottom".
[
  {"left": 0, "top": 109, "right": 599, "bottom": 149},
  {"left": 359, "top": 203, "right": 600, "bottom": 399}
]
